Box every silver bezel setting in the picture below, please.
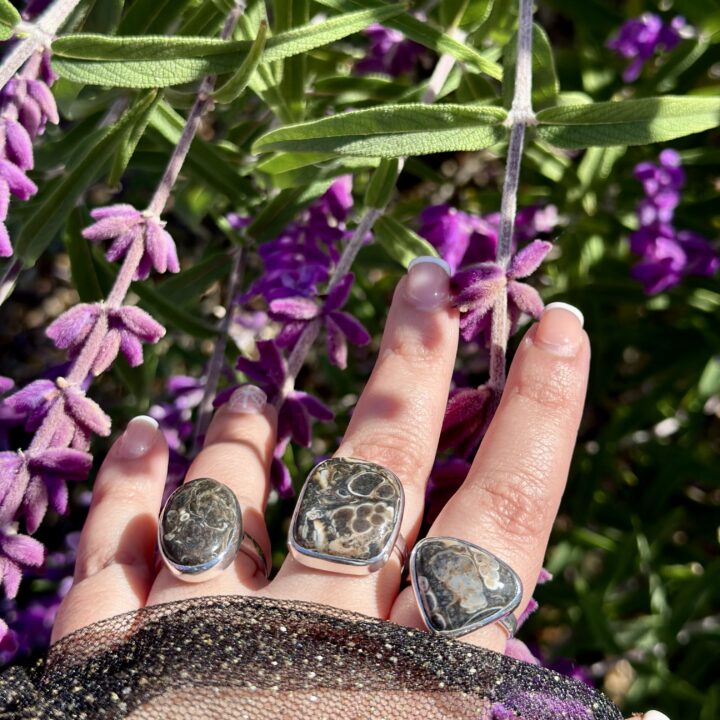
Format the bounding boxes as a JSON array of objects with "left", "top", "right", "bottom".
[
  {"left": 158, "top": 478, "right": 243, "bottom": 583},
  {"left": 409, "top": 536, "right": 523, "bottom": 639},
  {"left": 288, "top": 457, "right": 406, "bottom": 575}
]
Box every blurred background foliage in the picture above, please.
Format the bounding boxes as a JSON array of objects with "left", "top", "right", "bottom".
[{"left": 0, "top": 0, "right": 718, "bottom": 717}]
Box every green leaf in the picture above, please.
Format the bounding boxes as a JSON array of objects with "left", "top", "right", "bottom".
[
  {"left": 108, "top": 91, "right": 162, "bottom": 186},
  {"left": 535, "top": 97, "right": 720, "bottom": 149},
  {"left": 156, "top": 252, "right": 231, "bottom": 305},
  {"left": 503, "top": 23, "right": 558, "bottom": 111},
  {"left": 52, "top": 6, "right": 405, "bottom": 88},
  {"left": 0, "top": 0, "right": 20, "bottom": 34},
  {"left": 315, "top": 0, "right": 502, "bottom": 80},
  {"left": 64, "top": 210, "right": 105, "bottom": 302},
  {"left": 373, "top": 215, "right": 439, "bottom": 268},
  {"left": 253, "top": 104, "right": 508, "bottom": 157},
  {"left": 214, "top": 21, "right": 267, "bottom": 104},
  {"left": 14, "top": 91, "right": 158, "bottom": 265},
  {"left": 364, "top": 159, "right": 399, "bottom": 209}
]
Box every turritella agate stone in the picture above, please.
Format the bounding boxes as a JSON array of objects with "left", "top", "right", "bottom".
[
  {"left": 159, "top": 477, "right": 242, "bottom": 579},
  {"left": 411, "top": 537, "right": 522, "bottom": 636},
  {"left": 290, "top": 458, "right": 404, "bottom": 573}
]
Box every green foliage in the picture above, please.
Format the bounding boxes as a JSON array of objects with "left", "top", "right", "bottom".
[
  {"left": 253, "top": 104, "right": 508, "bottom": 157},
  {"left": 0, "top": 0, "right": 20, "bottom": 39},
  {"left": 373, "top": 215, "right": 439, "bottom": 267},
  {"left": 536, "top": 97, "right": 720, "bottom": 148}
]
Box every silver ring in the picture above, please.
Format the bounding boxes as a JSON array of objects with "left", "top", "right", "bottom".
[
  {"left": 409, "top": 536, "right": 523, "bottom": 639},
  {"left": 288, "top": 457, "right": 407, "bottom": 575},
  {"left": 158, "top": 477, "right": 269, "bottom": 582}
]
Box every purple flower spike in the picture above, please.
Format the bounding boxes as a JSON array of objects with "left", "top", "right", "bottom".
[
  {"left": 270, "top": 273, "right": 370, "bottom": 369},
  {"left": 0, "top": 118, "right": 34, "bottom": 171},
  {"left": 83, "top": 205, "right": 180, "bottom": 280},
  {"left": 439, "top": 385, "right": 495, "bottom": 458},
  {"left": 47, "top": 302, "right": 166, "bottom": 372},
  {"left": 629, "top": 151, "right": 718, "bottom": 293},
  {"left": 0, "top": 529, "right": 45, "bottom": 599},
  {"left": 607, "top": 13, "right": 687, "bottom": 83},
  {"left": 0, "top": 159, "right": 38, "bottom": 203}
]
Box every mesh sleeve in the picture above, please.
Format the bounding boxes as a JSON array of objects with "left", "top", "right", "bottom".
[{"left": 0, "top": 596, "right": 623, "bottom": 719}]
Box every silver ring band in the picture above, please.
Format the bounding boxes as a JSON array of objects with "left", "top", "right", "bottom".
[{"left": 497, "top": 613, "right": 518, "bottom": 639}]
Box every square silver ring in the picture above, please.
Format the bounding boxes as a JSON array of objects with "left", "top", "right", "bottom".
[{"left": 288, "top": 457, "right": 406, "bottom": 575}]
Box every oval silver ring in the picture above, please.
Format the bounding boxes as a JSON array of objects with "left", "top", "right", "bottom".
[{"left": 158, "top": 477, "right": 268, "bottom": 582}]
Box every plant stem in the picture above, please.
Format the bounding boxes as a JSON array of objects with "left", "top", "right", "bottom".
[
  {"left": 0, "top": 258, "right": 23, "bottom": 308},
  {"left": 146, "top": 2, "right": 245, "bottom": 216},
  {"left": 488, "top": 0, "right": 535, "bottom": 394},
  {"left": 0, "top": 0, "right": 82, "bottom": 90},
  {"left": 192, "top": 248, "right": 245, "bottom": 453}
]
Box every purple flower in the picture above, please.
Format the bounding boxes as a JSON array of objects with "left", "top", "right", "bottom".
[
  {"left": 0, "top": 528, "right": 44, "bottom": 598},
  {"left": 607, "top": 13, "right": 687, "bottom": 83},
  {"left": 0, "top": 446, "right": 92, "bottom": 532},
  {"left": 5, "top": 377, "right": 111, "bottom": 440},
  {"left": 439, "top": 385, "right": 496, "bottom": 458},
  {"left": 424, "top": 458, "right": 470, "bottom": 526},
  {"left": 82, "top": 205, "right": 180, "bottom": 280},
  {"left": 0, "top": 158, "right": 38, "bottom": 257},
  {"left": 354, "top": 24, "right": 426, "bottom": 77},
  {"left": 629, "top": 151, "right": 718, "bottom": 294},
  {"left": 46, "top": 302, "right": 166, "bottom": 374},
  {"left": 269, "top": 273, "right": 371, "bottom": 369},
  {"left": 451, "top": 240, "right": 552, "bottom": 343},
  {"left": 240, "top": 178, "right": 353, "bottom": 305}
]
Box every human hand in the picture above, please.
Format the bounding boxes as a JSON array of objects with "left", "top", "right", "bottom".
[{"left": 50, "top": 259, "right": 663, "bottom": 719}]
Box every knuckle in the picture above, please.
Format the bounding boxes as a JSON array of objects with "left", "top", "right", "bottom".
[
  {"left": 350, "top": 427, "right": 430, "bottom": 488},
  {"left": 513, "top": 358, "right": 583, "bottom": 418},
  {"left": 476, "top": 471, "right": 552, "bottom": 541}
]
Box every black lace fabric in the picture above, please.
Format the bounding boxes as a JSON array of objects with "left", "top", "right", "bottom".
[{"left": 0, "top": 596, "right": 622, "bottom": 719}]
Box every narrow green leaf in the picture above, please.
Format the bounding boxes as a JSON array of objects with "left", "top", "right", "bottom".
[
  {"left": 253, "top": 104, "right": 508, "bottom": 157},
  {"left": 364, "top": 159, "right": 399, "bottom": 209},
  {"left": 108, "top": 91, "right": 162, "bottom": 186},
  {"left": 315, "top": 0, "right": 502, "bottom": 80},
  {"left": 0, "top": 0, "right": 21, "bottom": 32},
  {"left": 257, "top": 151, "right": 339, "bottom": 175},
  {"left": 262, "top": 5, "right": 405, "bottom": 63},
  {"left": 535, "top": 96, "right": 720, "bottom": 149},
  {"left": 214, "top": 21, "right": 267, "bottom": 104},
  {"left": 64, "top": 209, "right": 105, "bottom": 302},
  {"left": 373, "top": 215, "right": 439, "bottom": 268},
  {"left": 156, "top": 252, "right": 231, "bottom": 305},
  {"left": 53, "top": 7, "right": 405, "bottom": 88},
  {"left": 503, "top": 23, "right": 558, "bottom": 111},
  {"left": 14, "top": 91, "right": 158, "bottom": 265}
]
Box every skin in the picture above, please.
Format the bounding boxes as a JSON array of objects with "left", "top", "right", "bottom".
[{"left": 51, "top": 263, "right": 609, "bottom": 702}]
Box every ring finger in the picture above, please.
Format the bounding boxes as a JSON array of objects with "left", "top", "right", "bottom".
[{"left": 269, "top": 257, "right": 458, "bottom": 617}]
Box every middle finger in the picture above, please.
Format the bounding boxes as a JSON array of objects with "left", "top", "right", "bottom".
[{"left": 270, "top": 257, "right": 458, "bottom": 617}]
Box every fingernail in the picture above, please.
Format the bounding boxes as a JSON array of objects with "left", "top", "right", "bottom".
[
  {"left": 405, "top": 256, "right": 451, "bottom": 312},
  {"left": 228, "top": 384, "right": 267, "bottom": 414},
  {"left": 119, "top": 415, "right": 159, "bottom": 458},
  {"left": 533, "top": 302, "right": 584, "bottom": 356},
  {"left": 644, "top": 712, "right": 671, "bottom": 720}
]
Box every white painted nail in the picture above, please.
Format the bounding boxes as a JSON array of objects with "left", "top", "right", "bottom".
[
  {"left": 408, "top": 255, "right": 451, "bottom": 276},
  {"left": 543, "top": 302, "right": 585, "bottom": 327},
  {"left": 119, "top": 415, "right": 159, "bottom": 458},
  {"left": 228, "top": 384, "right": 267, "bottom": 414},
  {"left": 542, "top": 301, "right": 585, "bottom": 328},
  {"left": 643, "top": 711, "right": 671, "bottom": 720}
]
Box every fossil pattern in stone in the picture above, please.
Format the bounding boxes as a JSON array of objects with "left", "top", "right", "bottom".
[
  {"left": 292, "top": 458, "right": 403, "bottom": 562},
  {"left": 412, "top": 537, "right": 522, "bottom": 635},
  {"left": 160, "top": 477, "right": 242, "bottom": 569}
]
